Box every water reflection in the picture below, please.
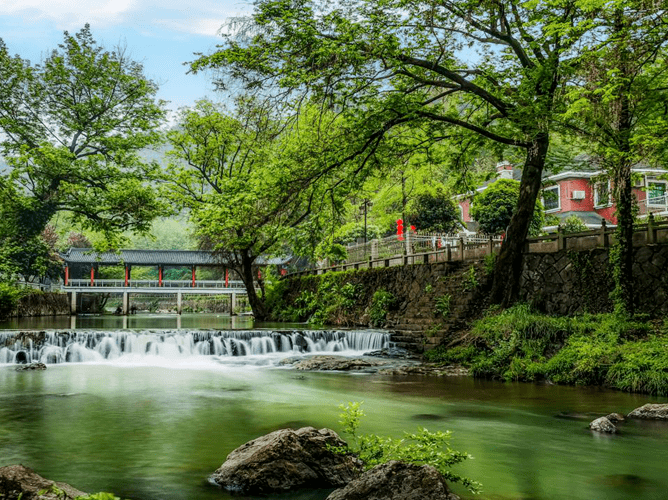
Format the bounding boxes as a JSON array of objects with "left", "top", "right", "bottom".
[{"left": 0, "top": 313, "right": 264, "bottom": 331}]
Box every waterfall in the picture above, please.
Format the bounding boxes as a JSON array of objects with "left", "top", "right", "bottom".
[{"left": 0, "top": 329, "right": 389, "bottom": 365}]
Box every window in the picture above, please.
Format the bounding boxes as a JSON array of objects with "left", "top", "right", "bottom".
[
  {"left": 542, "top": 185, "right": 560, "bottom": 212},
  {"left": 594, "top": 181, "right": 611, "bottom": 207},
  {"left": 648, "top": 181, "right": 667, "bottom": 207}
]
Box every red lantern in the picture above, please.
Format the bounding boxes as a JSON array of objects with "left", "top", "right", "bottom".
[{"left": 397, "top": 219, "right": 404, "bottom": 241}]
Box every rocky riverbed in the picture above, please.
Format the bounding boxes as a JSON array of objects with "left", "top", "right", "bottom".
[{"left": 279, "top": 348, "right": 469, "bottom": 376}]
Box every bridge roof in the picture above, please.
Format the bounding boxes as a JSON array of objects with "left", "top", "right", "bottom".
[{"left": 59, "top": 248, "right": 288, "bottom": 267}]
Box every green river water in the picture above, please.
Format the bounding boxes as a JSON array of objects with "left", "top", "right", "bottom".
[{"left": 1, "top": 314, "right": 667, "bottom": 500}]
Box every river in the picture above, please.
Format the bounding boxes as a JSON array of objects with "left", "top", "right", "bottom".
[{"left": 1, "top": 314, "right": 667, "bottom": 500}]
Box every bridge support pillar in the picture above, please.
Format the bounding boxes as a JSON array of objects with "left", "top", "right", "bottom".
[
  {"left": 122, "top": 292, "right": 129, "bottom": 315},
  {"left": 177, "top": 291, "right": 183, "bottom": 315},
  {"left": 231, "top": 293, "right": 237, "bottom": 314},
  {"left": 69, "top": 291, "right": 77, "bottom": 315}
]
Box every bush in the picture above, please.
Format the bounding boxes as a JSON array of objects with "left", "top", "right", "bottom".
[
  {"left": 337, "top": 402, "right": 481, "bottom": 494},
  {"left": 0, "top": 282, "right": 23, "bottom": 320},
  {"left": 561, "top": 215, "right": 588, "bottom": 234},
  {"left": 369, "top": 290, "right": 395, "bottom": 327},
  {"left": 469, "top": 179, "right": 544, "bottom": 235}
]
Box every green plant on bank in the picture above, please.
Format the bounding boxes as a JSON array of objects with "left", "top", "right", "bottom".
[
  {"left": 423, "top": 322, "right": 443, "bottom": 338},
  {"left": 424, "top": 304, "right": 668, "bottom": 395},
  {"left": 336, "top": 402, "right": 481, "bottom": 494},
  {"left": 278, "top": 273, "right": 362, "bottom": 325},
  {"left": 424, "top": 283, "right": 433, "bottom": 294},
  {"left": 483, "top": 253, "right": 496, "bottom": 276},
  {"left": 0, "top": 282, "right": 27, "bottom": 320},
  {"left": 369, "top": 289, "right": 395, "bottom": 327},
  {"left": 435, "top": 294, "right": 451, "bottom": 318},
  {"left": 463, "top": 265, "right": 478, "bottom": 291}
]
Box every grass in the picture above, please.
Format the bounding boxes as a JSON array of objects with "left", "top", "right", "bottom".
[{"left": 425, "top": 304, "right": 668, "bottom": 395}]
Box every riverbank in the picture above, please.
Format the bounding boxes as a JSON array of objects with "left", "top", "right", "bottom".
[{"left": 425, "top": 304, "right": 668, "bottom": 396}]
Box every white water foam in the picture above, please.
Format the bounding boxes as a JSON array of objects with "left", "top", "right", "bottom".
[{"left": 0, "top": 329, "right": 389, "bottom": 368}]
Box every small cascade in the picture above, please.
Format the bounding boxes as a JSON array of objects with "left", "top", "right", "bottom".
[{"left": 0, "top": 329, "right": 389, "bottom": 365}]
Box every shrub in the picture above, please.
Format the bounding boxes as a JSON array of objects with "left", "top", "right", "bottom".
[
  {"left": 0, "top": 282, "right": 23, "bottom": 320},
  {"left": 337, "top": 402, "right": 481, "bottom": 494},
  {"left": 369, "top": 290, "right": 395, "bottom": 327}
]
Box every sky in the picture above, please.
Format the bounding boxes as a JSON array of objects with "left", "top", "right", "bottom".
[{"left": 0, "top": 0, "right": 254, "bottom": 118}]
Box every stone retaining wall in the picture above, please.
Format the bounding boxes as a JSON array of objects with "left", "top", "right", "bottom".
[
  {"left": 520, "top": 244, "right": 668, "bottom": 316},
  {"left": 15, "top": 292, "right": 70, "bottom": 317}
]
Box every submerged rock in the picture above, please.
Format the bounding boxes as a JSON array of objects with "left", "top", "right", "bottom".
[
  {"left": 364, "top": 347, "right": 420, "bottom": 359},
  {"left": 210, "top": 426, "right": 363, "bottom": 495},
  {"left": 325, "top": 460, "right": 460, "bottom": 500},
  {"left": 15, "top": 363, "right": 47, "bottom": 371},
  {"left": 606, "top": 412, "right": 626, "bottom": 423},
  {"left": 627, "top": 403, "right": 668, "bottom": 420},
  {"left": 589, "top": 417, "right": 616, "bottom": 433},
  {"left": 287, "top": 355, "right": 389, "bottom": 371},
  {"left": 0, "top": 464, "right": 87, "bottom": 500}
]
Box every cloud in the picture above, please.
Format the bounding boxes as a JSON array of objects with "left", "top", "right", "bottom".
[
  {"left": 0, "top": 0, "right": 253, "bottom": 37},
  {"left": 155, "top": 15, "right": 249, "bottom": 38},
  {"left": 0, "top": 0, "right": 137, "bottom": 28}
]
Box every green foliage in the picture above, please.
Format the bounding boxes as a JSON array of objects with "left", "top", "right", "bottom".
[
  {"left": 407, "top": 190, "right": 462, "bottom": 233},
  {"left": 165, "top": 99, "right": 353, "bottom": 319},
  {"left": 469, "top": 179, "right": 544, "bottom": 236},
  {"left": 193, "top": 0, "right": 608, "bottom": 307},
  {"left": 428, "top": 304, "right": 668, "bottom": 395},
  {"left": 0, "top": 25, "right": 167, "bottom": 242},
  {"left": 277, "top": 273, "right": 362, "bottom": 325},
  {"left": 434, "top": 294, "right": 451, "bottom": 318},
  {"left": 483, "top": 253, "right": 497, "bottom": 276},
  {"left": 369, "top": 290, "right": 395, "bottom": 327},
  {"left": 463, "top": 266, "right": 479, "bottom": 292},
  {"left": 0, "top": 283, "right": 24, "bottom": 320},
  {"left": 561, "top": 215, "right": 588, "bottom": 234},
  {"left": 337, "top": 402, "right": 481, "bottom": 494}
]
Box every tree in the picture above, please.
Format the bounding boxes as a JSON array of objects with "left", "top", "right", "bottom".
[
  {"left": 0, "top": 25, "right": 167, "bottom": 250},
  {"left": 469, "top": 179, "right": 544, "bottom": 236},
  {"left": 407, "top": 190, "right": 462, "bottom": 233},
  {"left": 192, "top": 0, "right": 599, "bottom": 306},
  {"left": 563, "top": 2, "right": 668, "bottom": 315},
  {"left": 165, "top": 99, "right": 350, "bottom": 319}
]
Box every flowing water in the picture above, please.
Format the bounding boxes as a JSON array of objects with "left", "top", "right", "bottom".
[{"left": 1, "top": 315, "right": 667, "bottom": 500}]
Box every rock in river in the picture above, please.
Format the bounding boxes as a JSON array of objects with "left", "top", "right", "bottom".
[
  {"left": 0, "top": 464, "right": 87, "bottom": 500},
  {"left": 627, "top": 403, "right": 668, "bottom": 420},
  {"left": 210, "top": 426, "right": 363, "bottom": 495},
  {"left": 15, "top": 362, "right": 47, "bottom": 371},
  {"left": 325, "top": 460, "right": 460, "bottom": 500},
  {"left": 589, "top": 417, "right": 616, "bottom": 433}
]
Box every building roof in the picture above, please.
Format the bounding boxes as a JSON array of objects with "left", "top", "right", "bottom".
[
  {"left": 59, "top": 248, "right": 289, "bottom": 267},
  {"left": 552, "top": 211, "right": 613, "bottom": 226}
]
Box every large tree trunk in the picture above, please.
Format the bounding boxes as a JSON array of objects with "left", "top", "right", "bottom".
[
  {"left": 609, "top": 9, "right": 635, "bottom": 317},
  {"left": 238, "top": 251, "right": 269, "bottom": 321},
  {"left": 613, "top": 161, "right": 635, "bottom": 316},
  {"left": 490, "top": 133, "right": 550, "bottom": 306}
]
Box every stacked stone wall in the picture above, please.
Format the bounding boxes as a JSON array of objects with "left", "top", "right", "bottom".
[
  {"left": 520, "top": 244, "right": 668, "bottom": 317},
  {"left": 15, "top": 292, "right": 70, "bottom": 317}
]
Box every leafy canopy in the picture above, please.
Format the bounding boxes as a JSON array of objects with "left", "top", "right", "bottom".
[
  {"left": 0, "top": 25, "right": 167, "bottom": 241},
  {"left": 470, "top": 179, "right": 544, "bottom": 236}
]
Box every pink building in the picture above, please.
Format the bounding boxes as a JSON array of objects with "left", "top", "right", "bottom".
[{"left": 459, "top": 161, "right": 668, "bottom": 231}]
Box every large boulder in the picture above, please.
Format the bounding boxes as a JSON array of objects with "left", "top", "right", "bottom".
[
  {"left": 325, "top": 461, "right": 460, "bottom": 500},
  {"left": 589, "top": 417, "right": 616, "bottom": 434},
  {"left": 210, "top": 426, "right": 363, "bottom": 494},
  {"left": 0, "top": 465, "right": 87, "bottom": 500},
  {"left": 627, "top": 403, "right": 668, "bottom": 420}
]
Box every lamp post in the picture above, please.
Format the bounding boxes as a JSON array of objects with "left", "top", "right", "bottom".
[{"left": 361, "top": 199, "right": 371, "bottom": 259}]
